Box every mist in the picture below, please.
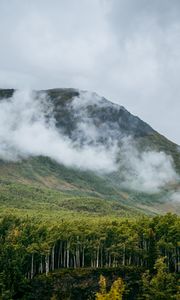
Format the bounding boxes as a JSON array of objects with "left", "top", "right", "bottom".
[
  {"left": 0, "top": 89, "right": 178, "bottom": 193},
  {"left": 0, "top": 90, "right": 118, "bottom": 173},
  {"left": 168, "top": 190, "right": 180, "bottom": 203},
  {"left": 118, "top": 137, "right": 178, "bottom": 193}
]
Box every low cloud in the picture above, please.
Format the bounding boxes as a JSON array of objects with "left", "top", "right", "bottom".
[
  {"left": 168, "top": 190, "right": 180, "bottom": 203},
  {"left": 0, "top": 90, "right": 178, "bottom": 193},
  {"left": 118, "top": 138, "right": 178, "bottom": 192},
  {"left": 0, "top": 90, "right": 118, "bottom": 173}
]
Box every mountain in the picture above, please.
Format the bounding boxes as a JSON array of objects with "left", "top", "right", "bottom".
[{"left": 0, "top": 88, "right": 179, "bottom": 217}]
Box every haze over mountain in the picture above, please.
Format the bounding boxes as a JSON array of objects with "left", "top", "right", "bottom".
[{"left": 0, "top": 88, "right": 179, "bottom": 215}]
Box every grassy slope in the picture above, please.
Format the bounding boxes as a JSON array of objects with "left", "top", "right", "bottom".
[
  {"left": 0, "top": 156, "right": 145, "bottom": 219},
  {"left": 0, "top": 155, "right": 179, "bottom": 219}
]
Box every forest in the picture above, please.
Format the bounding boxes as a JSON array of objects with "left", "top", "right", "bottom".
[{"left": 0, "top": 213, "right": 179, "bottom": 299}]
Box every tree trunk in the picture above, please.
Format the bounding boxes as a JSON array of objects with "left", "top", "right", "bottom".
[
  {"left": 63, "top": 242, "right": 66, "bottom": 268},
  {"left": 82, "top": 246, "right": 85, "bottom": 267},
  {"left": 31, "top": 253, "right": 34, "bottom": 279},
  {"left": 45, "top": 254, "right": 49, "bottom": 276},
  {"left": 73, "top": 255, "right": 76, "bottom": 268},
  {"left": 96, "top": 245, "right": 99, "bottom": 268},
  {"left": 52, "top": 244, "right": 55, "bottom": 271},
  {"left": 67, "top": 241, "right": 70, "bottom": 268},
  {"left": 123, "top": 244, "right": 126, "bottom": 266},
  {"left": 76, "top": 241, "right": 80, "bottom": 268},
  {"left": 108, "top": 254, "right": 111, "bottom": 267},
  {"left": 40, "top": 255, "right": 43, "bottom": 273}
]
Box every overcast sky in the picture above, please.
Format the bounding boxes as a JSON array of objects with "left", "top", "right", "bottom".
[{"left": 0, "top": 0, "right": 180, "bottom": 144}]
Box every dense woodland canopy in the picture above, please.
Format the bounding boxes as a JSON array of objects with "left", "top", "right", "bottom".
[{"left": 0, "top": 213, "right": 179, "bottom": 299}]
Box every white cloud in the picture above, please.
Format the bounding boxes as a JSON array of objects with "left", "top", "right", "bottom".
[
  {"left": 0, "top": 90, "right": 118, "bottom": 173},
  {"left": 119, "top": 138, "right": 178, "bottom": 192},
  {"left": 0, "top": 90, "right": 178, "bottom": 193},
  {"left": 169, "top": 191, "right": 180, "bottom": 203}
]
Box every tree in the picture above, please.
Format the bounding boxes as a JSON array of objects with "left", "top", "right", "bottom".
[
  {"left": 141, "top": 257, "right": 178, "bottom": 299},
  {"left": 96, "top": 275, "right": 125, "bottom": 300}
]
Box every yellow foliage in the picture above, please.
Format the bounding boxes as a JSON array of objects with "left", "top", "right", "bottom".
[
  {"left": 50, "top": 295, "right": 57, "bottom": 300},
  {"left": 96, "top": 275, "right": 125, "bottom": 300},
  {"left": 13, "top": 228, "right": 20, "bottom": 237}
]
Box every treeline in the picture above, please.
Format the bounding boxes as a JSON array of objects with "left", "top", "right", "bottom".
[{"left": 0, "top": 213, "right": 179, "bottom": 298}]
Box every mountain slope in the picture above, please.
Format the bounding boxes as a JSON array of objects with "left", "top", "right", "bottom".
[
  {"left": 0, "top": 88, "right": 179, "bottom": 217},
  {"left": 41, "top": 88, "right": 180, "bottom": 172}
]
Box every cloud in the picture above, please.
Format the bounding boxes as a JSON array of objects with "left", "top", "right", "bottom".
[
  {"left": 0, "top": 90, "right": 118, "bottom": 173},
  {"left": 0, "top": 90, "right": 178, "bottom": 193},
  {"left": 70, "top": 93, "right": 179, "bottom": 193},
  {"left": 118, "top": 137, "right": 178, "bottom": 193},
  {"left": 169, "top": 190, "right": 180, "bottom": 203}
]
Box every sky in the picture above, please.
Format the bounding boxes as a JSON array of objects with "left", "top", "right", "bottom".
[{"left": 0, "top": 0, "right": 180, "bottom": 144}]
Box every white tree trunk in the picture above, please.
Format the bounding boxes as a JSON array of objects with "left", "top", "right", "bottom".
[
  {"left": 66, "top": 241, "right": 70, "bottom": 268},
  {"left": 31, "top": 253, "right": 34, "bottom": 279},
  {"left": 45, "top": 254, "right": 49, "bottom": 276}
]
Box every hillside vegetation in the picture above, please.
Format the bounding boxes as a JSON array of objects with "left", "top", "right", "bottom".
[{"left": 0, "top": 213, "right": 179, "bottom": 299}]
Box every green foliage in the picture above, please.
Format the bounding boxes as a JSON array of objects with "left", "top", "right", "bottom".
[
  {"left": 141, "top": 257, "right": 178, "bottom": 299},
  {"left": 0, "top": 213, "right": 179, "bottom": 299}
]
